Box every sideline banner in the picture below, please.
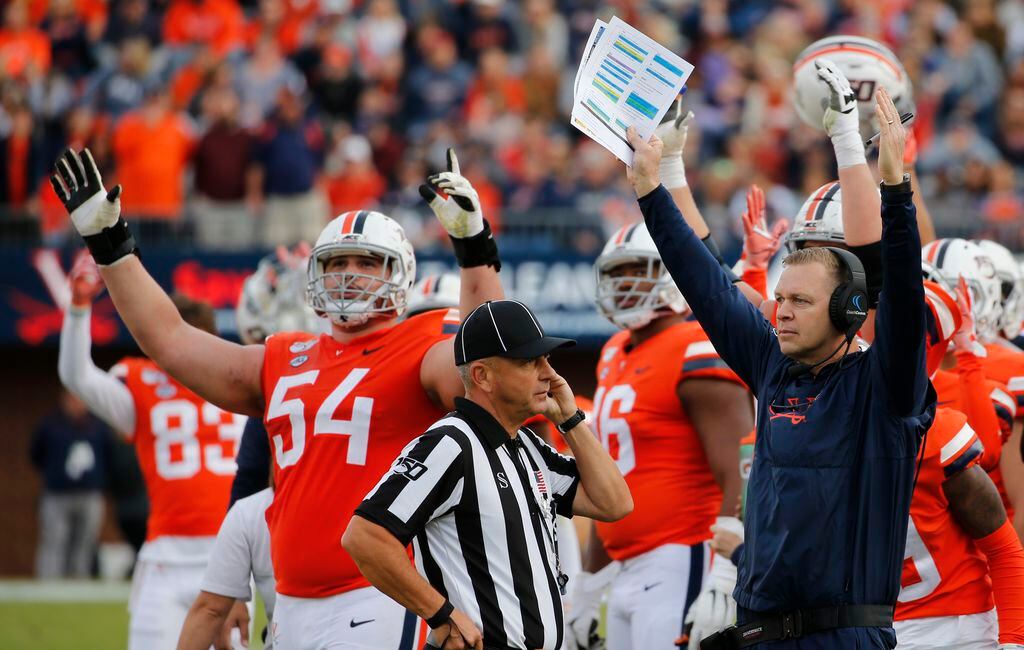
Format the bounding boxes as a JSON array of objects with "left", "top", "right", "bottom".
[{"left": 0, "top": 248, "right": 616, "bottom": 348}]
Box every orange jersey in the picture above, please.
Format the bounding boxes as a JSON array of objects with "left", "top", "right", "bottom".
[
  {"left": 111, "top": 358, "right": 245, "bottom": 540},
  {"left": 261, "top": 310, "right": 456, "bottom": 597},
  {"left": 593, "top": 321, "right": 746, "bottom": 559},
  {"left": 982, "top": 341, "right": 1024, "bottom": 418},
  {"left": 897, "top": 408, "right": 993, "bottom": 620}
]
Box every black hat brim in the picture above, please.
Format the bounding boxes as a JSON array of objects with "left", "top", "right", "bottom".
[{"left": 499, "top": 336, "right": 576, "bottom": 359}]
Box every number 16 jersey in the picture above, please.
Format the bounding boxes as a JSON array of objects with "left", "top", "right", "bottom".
[{"left": 261, "top": 310, "right": 455, "bottom": 597}]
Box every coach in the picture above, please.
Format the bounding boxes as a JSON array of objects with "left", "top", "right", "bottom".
[
  {"left": 343, "top": 299, "right": 632, "bottom": 650},
  {"left": 625, "top": 91, "right": 935, "bottom": 650}
]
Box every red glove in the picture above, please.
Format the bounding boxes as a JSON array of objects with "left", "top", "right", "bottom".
[
  {"left": 952, "top": 275, "right": 986, "bottom": 357},
  {"left": 741, "top": 185, "right": 789, "bottom": 272}
]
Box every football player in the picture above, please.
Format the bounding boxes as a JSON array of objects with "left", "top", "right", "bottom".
[
  {"left": 58, "top": 252, "right": 246, "bottom": 650},
  {"left": 923, "top": 239, "right": 1024, "bottom": 538},
  {"left": 566, "top": 102, "right": 755, "bottom": 650},
  {"left": 405, "top": 273, "right": 461, "bottom": 319},
  {"left": 893, "top": 282, "right": 1024, "bottom": 650},
  {"left": 49, "top": 146, "right": 503, "bottom": 650}
]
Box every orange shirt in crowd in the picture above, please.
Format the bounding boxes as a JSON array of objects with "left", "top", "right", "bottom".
[
  {"left": 325, "top": 168, "right": 386, "bottom": 215},
  {"left": 163, "top": 0, "right": 245, "bottom": 56},
  {"left": 112, "top": 110, "right": 194, "bottom": 219},
  {"left": 0, "top": 27, "right": 50, "bottom": 77},
  {"left": 28, "top": 0, "right": 106, "bottom": 27}
]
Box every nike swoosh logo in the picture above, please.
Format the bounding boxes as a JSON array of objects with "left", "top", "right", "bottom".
[
  {"left": 362, "top": 346, "right": 385, "bottom": 355},
  {"left": 349, "top": 618, "right": 375, "bottom": 628},
  {"left": 642, "top": 582, "right": 661, "bottom": 591}
]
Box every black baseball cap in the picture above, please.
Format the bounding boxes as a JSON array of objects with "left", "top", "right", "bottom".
[{"left": 455, "top": 300, "right": 575, "bottom": 365}]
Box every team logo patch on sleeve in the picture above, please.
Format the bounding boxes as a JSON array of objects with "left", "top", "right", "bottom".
[
  {"left": 392, "top": 456, "right": 428, "bottom": 480},
  {"left": 289, "top": 340, "right": 317, "bottom": 353}
]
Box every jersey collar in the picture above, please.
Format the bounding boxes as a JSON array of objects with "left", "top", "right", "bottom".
[{"left": 454, "top": 397, "right": 515, "bottom": 450}]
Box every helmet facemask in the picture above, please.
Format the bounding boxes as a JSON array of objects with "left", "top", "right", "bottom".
[
  {"left": 306, "top": 243, "right": 411, "bottom": 328},
  {"left": 595, "top": 253, "right": 687, "bottom": 330}
]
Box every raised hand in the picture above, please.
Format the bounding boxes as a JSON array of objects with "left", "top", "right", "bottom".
[
  {"left": 952, "top": 275, "right": 986, "bottom": 357},
  {"left": 69, "top": 250, "right": 104, "bottom": 308},
  {"left": 815, "top": 58, "right": 858, "bottom": 138},
  {"left": 419, "top": 148, "right": 485, "bottom": 239},
  {"left": 625, "top": 126, "right": 664, "bottom": 198},
  {"left": 875, "top": 87, "right": 907, "bottom": 185},
  {"left": 655, "top": 96, "right": 695, "bottom": 189},
  {"left": 50, "top": 148, "right": 122, "bottom": 237},
  {"left": 740, "top": 185, "right": 789, "bottom": 271}
]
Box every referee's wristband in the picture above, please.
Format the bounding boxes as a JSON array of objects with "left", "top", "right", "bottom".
[{"left": 426, "top": 600, "right": 454, "bottom": 629}]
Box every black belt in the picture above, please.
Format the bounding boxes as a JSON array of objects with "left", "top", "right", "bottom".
[{"left": 699, "top": 604, "right": 894, "bottom": 649}]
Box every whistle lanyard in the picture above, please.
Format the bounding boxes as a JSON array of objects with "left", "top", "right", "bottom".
[{"left": 505, "top": 437, "right": 568, "bottom": 595}]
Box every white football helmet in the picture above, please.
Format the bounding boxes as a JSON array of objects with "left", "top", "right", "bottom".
[
  {"left": 975, "top": 240, "right": 1024, "bottom": 339},
  {"left": 237, "top": 253, "right": 323, "bottom": 344},
  {"left": 785, "top": 181, "right": 844, "bottom": 252},
  {"left": 792, "top": 35, "right": 914, "bottom": 139},
  {"left": 406, "top": 273, "right": 461, "bottom": 318},
  {"left": 306, "top": 210, "right": 416, "bottom": 327},
  {"left": 922, "top": 238, "right": 1003, "bottom": 342},
  {"left": 595, "top": 222, "right": 687, "bottom": 330}
]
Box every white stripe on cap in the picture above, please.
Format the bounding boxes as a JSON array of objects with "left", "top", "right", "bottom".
[
  {"left": 486, "top": 302, "right": 507, "bottom": 352},
  {"left": 511, "top": 299, "right": 543, "bottom": 336},
  {"left": 461, "top": 303, "right": 488, "bottom": 363},
  {"left": 940, "top": 422, "right": 976, "bottom": 464}
]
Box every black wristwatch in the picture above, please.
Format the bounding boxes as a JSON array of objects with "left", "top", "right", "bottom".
[
  {"left": 556, "top": 409, "right": 586, "bottom": 434},
  {"left": 880, "top": 173, "right": 912, "bottom": 193},
  {"left": 426, "top": 600, "right": 454, "bottom": 629}
]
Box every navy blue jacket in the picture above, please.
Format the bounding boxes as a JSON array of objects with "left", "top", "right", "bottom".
[
  {"left": 639, "top": 184, "right": 935, "bottom": 613},
  {"left": 30, "top": 411, "right": 111, "bottom": 492},
  {"left": 229, "top": 417, "right": 271, "bottom": 508}
]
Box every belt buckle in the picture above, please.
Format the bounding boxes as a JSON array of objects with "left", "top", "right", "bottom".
[{"left": 780, "top": 610, "right": 803, "bottom": 639}]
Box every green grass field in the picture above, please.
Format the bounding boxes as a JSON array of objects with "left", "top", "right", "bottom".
[{"left": 0, "top": 582, "right": 268, "bottom": 650}]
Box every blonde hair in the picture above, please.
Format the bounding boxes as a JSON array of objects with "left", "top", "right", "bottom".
[{"left": 782, "top": 247, "right": 848, "bottom": 288}]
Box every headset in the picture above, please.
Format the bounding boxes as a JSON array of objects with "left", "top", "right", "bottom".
[{"left": 825, "top": 246, "right": 869, "bottom": 341}]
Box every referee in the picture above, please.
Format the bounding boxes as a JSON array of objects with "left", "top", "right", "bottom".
[{"left": 343, "top": 299, "right": 633, "bottom": 650}]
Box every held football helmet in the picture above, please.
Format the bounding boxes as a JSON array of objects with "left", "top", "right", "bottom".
[
  {"left": 785, "top": 182, "right": 845, "bottom": 252},
  {"left": 594, "top": 222, "right": 687, "bottom": 330},
  {"left": 306, "top": 210, "right": 416, "bottom": 327},
  {"left": 237, "top": 253, "right": 322, "bottom": 344},
  {"left": 922, "top": 238, "right": 1003, "bottom": 342},
  {"left": 792, "top": 35, "right": 914, "bottom": 140},
  {"left": 406, "top": 273, "right": 461, "bottom": 318},
  {"left": 975, "top": 240, "right": 1024, "bottom": 340}
]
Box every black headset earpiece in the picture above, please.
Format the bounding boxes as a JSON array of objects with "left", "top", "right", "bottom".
[{"left": 824, "top": 247, "right": 869, "bottom": 340}]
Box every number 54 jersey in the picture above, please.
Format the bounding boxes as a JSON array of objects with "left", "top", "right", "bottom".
[
  {"left": 261, "top": 310, "right": 455, "bottom": 598},
  {"left": 592, "top": 321, "right": 746, "bottom": 560}
]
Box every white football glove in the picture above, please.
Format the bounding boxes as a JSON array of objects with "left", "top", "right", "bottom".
[
  {"left": 815, "top": 58, "right": 866, "bottom": 169},
  {"left": 419, "top": 148, "right": 484, "bottom": 238},
  {"left": 50, "top": 148, "right": 121, "bottom": 237},
  {"left": 565, "top": 563, "right": 617, "bottom": 650},
  {"left": 685, "top": 517, "right": 744, "bottom": 650},
  {"left": 654, "top": 96, "right": 694, "bottom": 189}
]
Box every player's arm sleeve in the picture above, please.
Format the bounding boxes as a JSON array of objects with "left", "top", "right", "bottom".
[
  {"left": 229, "top": 418, "right": 271, "bottom": 508},
  {"left": 355, "top": 428, "right": 466, "bottom": 546},
  {"left": 740, "top": 265, "right": 768, "bottom": 301},
  {"left": 868, "top": 186, "right": 931, "bottom": 418},
  {"left": 977, "top": 520, "right": 1024, "bottom": 645},
  {"left": 58, "top": 306, "right": 136, "bottom": 436},
  {"left": 956, "top": 351, "right": 1005, "bottom": 471},
  {"left": 639, "top": 185, "right": 777, "bottom": 392},
  {"left": 199, "top": 500, "right": 256, "bottom": 601},
  {"left": 521, "top": 428, "right": 580, "bottom": 518}
]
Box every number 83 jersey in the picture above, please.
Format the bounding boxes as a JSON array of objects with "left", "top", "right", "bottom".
[
  {"left": 261, "top": 310, "right": 456, "bottom": 598},
  {"left": 592, "top": 321, "right": 745, "bottom": 560},
  {"left": 111, "top": 358, "right": 246, "bottom": 543}
]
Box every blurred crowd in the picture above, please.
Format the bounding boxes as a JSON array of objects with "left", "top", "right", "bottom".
[{"left": 1, "top": 0, "right": 1023, "bottom": 255}]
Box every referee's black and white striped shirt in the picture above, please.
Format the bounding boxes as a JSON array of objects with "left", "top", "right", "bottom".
[{"left": 356, "top": 397, "right": 581, "bottom": 650}]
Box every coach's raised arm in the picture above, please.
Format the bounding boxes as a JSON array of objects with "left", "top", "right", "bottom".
[{"left": 626, "top": 89, "right": 936, "bottom": 650}]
